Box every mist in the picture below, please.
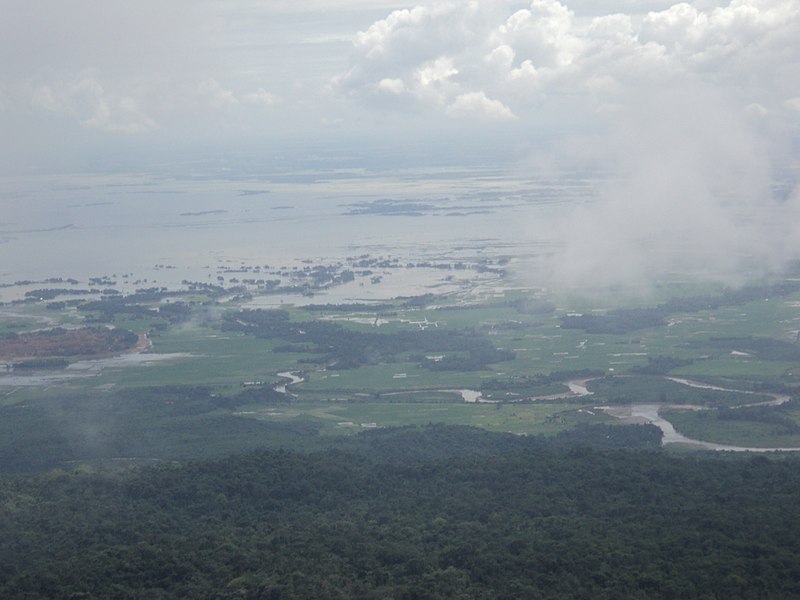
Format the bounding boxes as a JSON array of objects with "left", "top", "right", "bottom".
[{"left": 532, "top": 86, "right": 799, "bottom": 293}]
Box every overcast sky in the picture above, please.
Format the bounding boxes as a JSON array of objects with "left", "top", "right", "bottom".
[{"left": 1, "top": 0, "right": 798, "bottom": 176}]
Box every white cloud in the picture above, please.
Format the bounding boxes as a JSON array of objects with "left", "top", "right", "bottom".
[
  {"left": 416, "top": 56, "right": 458, "bottom": 87},
  {"left": 530, "top": 84, "right": 798, "bottom": 290},
  {"left": 376, "top": 78, "right": 406, "bottom": 95},
  {"left": 786, "top": 97, "right": 800, "bottom": 112},
  {"left": 197, "top": 79, "right": 239, "bottom": 109},
  {"left": 446, "top": 91, "right": 517, "bottom": 121},
  {"left": 490, "top": 0, "right": 583, "bottom": 70},
  {"left": 3, "top": 0, "right": 799, "bottom": 182},
  {"left": 335, "top": 0, "right": 800, "bottom": 288},
  {"left": 31, "top": 75, "right": 157, "bottom": 134},
  {"left": 338, "top": 0, "right": 800, "bottom": 122},
  {"left": 243, "top": 88, "right": 278, "bottom": 107}
]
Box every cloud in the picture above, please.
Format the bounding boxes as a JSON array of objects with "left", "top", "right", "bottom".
[
  {"left": 376, "top": 78, "right": 406, "bottom": 95},
  {"left": 23, "top": 72, "right": 280, "bottom": 136},
  {"left": 336, "top": 0, "right": 800, "bottom": 290},
  {"left": 197, "top": 79, "right": 239, "bottom": 109},
  {"left": 243, "top": 88, "right": 278, "bottom": 108},
  {"left": 31, "top": 75, "right": 157, "bottom": 134},
  {"left": 786, "top": 97, "right": 800, "bottom": 112},
  {"left": 1, "top": 1, "right": 291, "bottom": 144},
  {"left": 534, "top": 85, "right": 798, "bottom": 290},
  {"left": 446, "top": 92, "right": 517, "bottom": 121},
  {"left": 336, "top": 1, "right": 509, "bottom": 114},
  {"left": 337, "top": 0, "right": 800, "bottom": 121}
]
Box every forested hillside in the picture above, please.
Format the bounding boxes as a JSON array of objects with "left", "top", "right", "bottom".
[{"left": 2, "top": 425, "right": 800, "bottom": 599}]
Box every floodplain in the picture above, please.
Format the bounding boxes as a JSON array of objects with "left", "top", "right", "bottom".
[{"left": 3, "top": 257, "right": 800, "bottom": 471}]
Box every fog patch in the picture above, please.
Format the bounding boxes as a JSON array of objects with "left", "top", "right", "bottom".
[{"left": 532, "top": 86, "right": 800, "bottom": 293}]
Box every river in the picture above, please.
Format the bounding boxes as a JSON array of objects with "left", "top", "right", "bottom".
[
  {"left": 276, "top": 371, "right": 305, "bottom": 395},
  {"left": 433, "top": 376, "right": 800, "bottom": 452},
  {"left": 601, "top": 379, "right": 800, "bottom": 452}
]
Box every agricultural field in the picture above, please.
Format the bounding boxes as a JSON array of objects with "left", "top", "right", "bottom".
[{"left": 2, "top": 275, "right": 800, "bottom": 472}]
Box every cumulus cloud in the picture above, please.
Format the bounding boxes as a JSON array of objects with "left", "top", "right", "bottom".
[
  {"left": 337, "top": 0, "right": 800, "bottom": 121},
  {"left": 446, "top": 91, "right": 517, "bottom": 121}
]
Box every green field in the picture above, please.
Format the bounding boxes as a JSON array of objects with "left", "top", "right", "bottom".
[
  {"left": 238, "top": 399, "right": 610, "bottom": 436},
  {"left": 3, "top": 278, "right": 800, "bottom": 468}
]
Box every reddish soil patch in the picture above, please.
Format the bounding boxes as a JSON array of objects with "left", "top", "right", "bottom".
[{"left": 0, "top": 327, "right": 139, "bottom": 360}]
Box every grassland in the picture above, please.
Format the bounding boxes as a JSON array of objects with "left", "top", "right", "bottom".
[
  {"left": 236, "top": 399, "right": 611, "bottom": 436},
  {"left": 2, "top": 276, "right": 800, "bottom": 465}
]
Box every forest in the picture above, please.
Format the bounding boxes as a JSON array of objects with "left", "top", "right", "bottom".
[
  {"left": 5, "top": 273, "right": 800, "bottom": 597},
  {"left": 222, "top": 309, "right": 515, "bottom": 371},
  {"left": 2, "top": 424, "right": 800, "bottom": 599}
]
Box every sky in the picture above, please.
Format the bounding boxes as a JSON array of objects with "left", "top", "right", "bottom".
[
  {"left": 1, "top": 0, "right": 797, "bottom": 174},
  {"left": 2, "top": 0, "right": 800, "bottom": 288}
]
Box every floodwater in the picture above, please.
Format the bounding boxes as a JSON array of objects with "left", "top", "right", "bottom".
[
  {"left": 0, "top": 170, "right": 591, "bottom": 303},
  {"left": 0, "top": 352, "right": 197, "bottom": 386}
]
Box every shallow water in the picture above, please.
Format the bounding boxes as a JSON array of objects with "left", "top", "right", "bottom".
[
  {"left": 0, "top": 171, "right": 589, "bottom": 302},
  {"left": 0, "top": 352, "right": 197, "bottom": 386}
]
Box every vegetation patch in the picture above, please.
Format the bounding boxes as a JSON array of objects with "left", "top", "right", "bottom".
[
  {"left": 588, "top": 375, "right": 770, "bottom": 407},
  {"left": 6, "top": 427, "right": 800, "bottom": 599},
  {"left": 222, "top": 309, "right": 515, "bottom": 371},
  {"left": 664, "top": 402, "right": 800, "bottom": 448}
]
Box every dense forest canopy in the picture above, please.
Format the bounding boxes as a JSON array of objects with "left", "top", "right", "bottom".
[{"left": 2, "top": 425, "right": 800, "bottom": 599}]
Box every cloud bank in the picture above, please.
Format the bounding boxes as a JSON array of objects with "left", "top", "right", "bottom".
[
  {"left": 339, "top": 0, "right": 800, "bottom": 290},
  {"left": 338, "top": 0, "right": 800, "bottom": 123}
]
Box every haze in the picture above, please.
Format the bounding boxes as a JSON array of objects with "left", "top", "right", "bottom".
[{"left": 1, "top": 0, "right": 799, "bottom": 290}]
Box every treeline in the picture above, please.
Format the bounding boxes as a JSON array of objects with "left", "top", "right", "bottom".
[
  {"left": 561, "top": 281, "right": 800, "bottom": 334},
  {"left": 481, "top": 369, "right": 604, "bottom": 392},
  {"left": 24, "top": 288, "right": 101, "bottom": 299},
  {"left": 0, "top": 385, "right": 296, "bottom": 473},
  {"left": 12, "top": 358, "right": 69, "bottom": 370},
  {"left": 3, "top": 425, "right": 800, "bottom": 599},
  {"left": 302, "top": 303, "right": 396, "bottom": 313},
  {"left": 717, "top": 401, "right": 800, "bottom": 434},
  {"left": 223, "top": 309, "right": 515, "bottom": 371},
  {"left": 79, "top": 297, "right": 191, "bottom": 323},
  {"left": 561, "top": 307, "right": 667, "bottom": 334},
  {"left": 587, "top": 376, "right": 770, "bottom": 407},
  {"left": 691, "top": 336, "right": 800, "bottom": 362},
  {"left": 631, "top": 356, "right": 695, "bottom": 375}
]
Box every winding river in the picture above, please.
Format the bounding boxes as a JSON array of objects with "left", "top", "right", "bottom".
[
  {"left": 597, "top": 379, "right": 800, "bottom": 452},
  {"left": 273, "top": 370, "right": 799, "bottom": 451},
  {"left": 276, "top": 371, "right": 305, "bottom": 395}
]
